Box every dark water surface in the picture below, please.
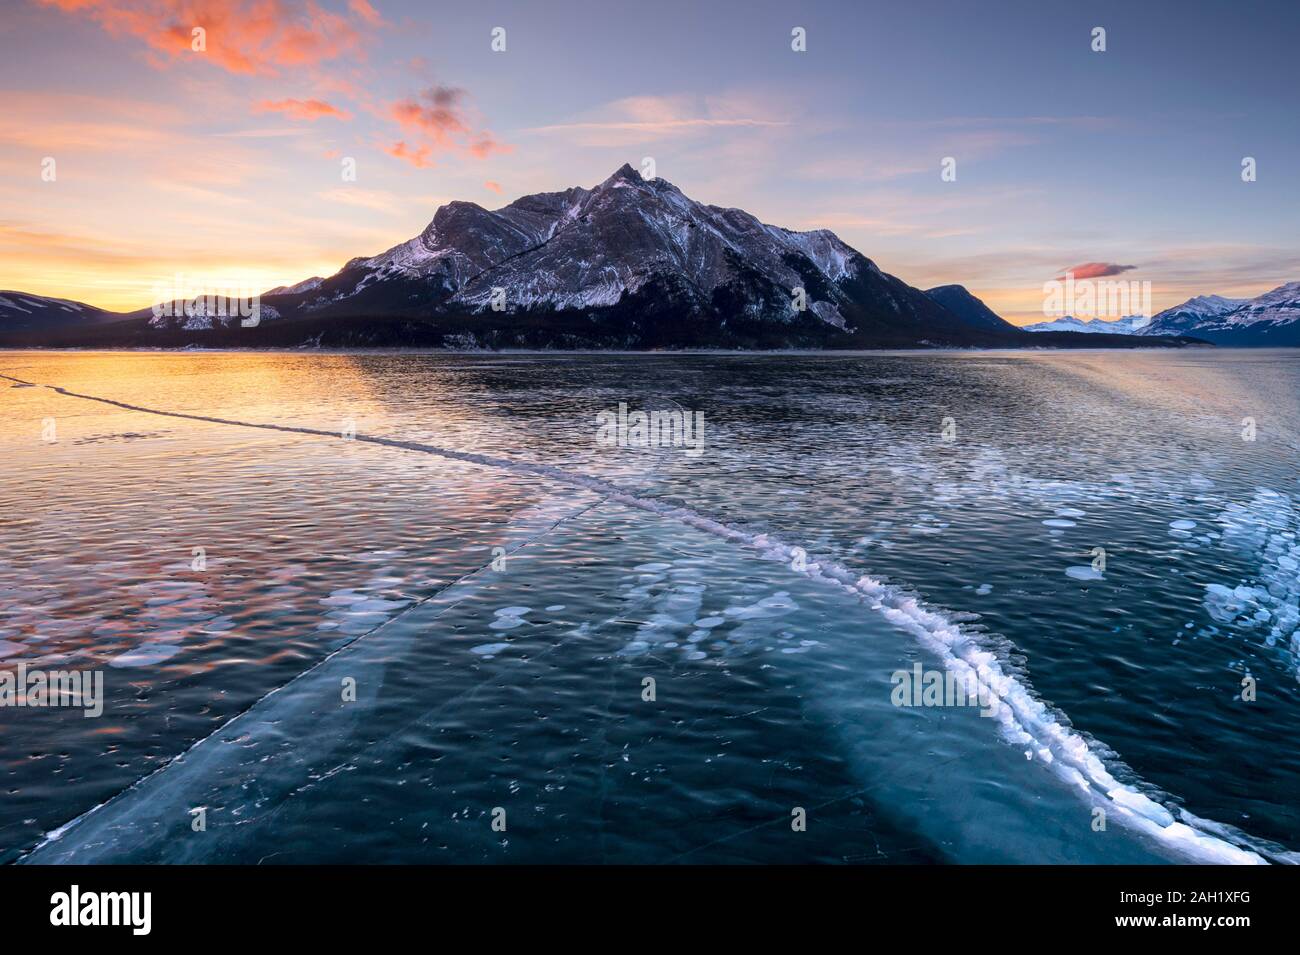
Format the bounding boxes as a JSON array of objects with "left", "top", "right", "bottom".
[{"left": 2, "top": 350, "right": 1298, "bottom": 864}]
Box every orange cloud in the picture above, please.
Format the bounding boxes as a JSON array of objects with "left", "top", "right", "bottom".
[
  {"left": 384, "top": 141, "right": 431, "bottom": 168},
  {"left": 391, "top": 86, "right": 470, "bottom": 144},
  {"left": 258, "top": 97, "right": 351, "bottom": 121},
  {"left": 37, "top": 0, "right": 379, "bottom": 77},
  {"left": 389, "top": 85, "right": 510, "bottom": 161},
  {"left": 484, "top": 180, "right": 502, "bottom": 194}
]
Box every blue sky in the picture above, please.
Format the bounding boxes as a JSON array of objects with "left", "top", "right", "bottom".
[{"left": 1, "top": 0, "right": 1297, "bottom": 319}]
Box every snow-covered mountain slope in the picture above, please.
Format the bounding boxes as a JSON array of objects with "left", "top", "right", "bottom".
[
  {"left": 0, "top": 291, "right": 120, "bottom": 331},
  {"left": 1023, "top": 314, "right": 1150, "bottom": 334},
  {"left": 1201, "top": 282, "right": 1300, "bottom": 329},
  {"left": 345, "top": 164, "right": 863, "bottom": 320},
  {"left": 1137, "top": 284, "right": 1300, "bottom": 345},
  {"left": 265, "top": 276, "right": 324, "bottom": 296},
  {"left": 246, "top": 163, "right": 1009, "bottom": 348},
  {"left": 1137, "top": 294, "right": 1247, "bottom": 337}
]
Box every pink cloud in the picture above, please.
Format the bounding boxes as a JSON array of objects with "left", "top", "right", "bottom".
[
  {"left": 467, "top": 133, "right": 509, "bottom": 159},
  {"left": 1058, "top": 262, "right": 1137, "bottom": 280},
  {"left": 484, "top": 180, "right": 502, "bottom": 194},
  {"left": 257, "top": 97, "right": 351, "bottom": 121},
  {"left": 347, "top": 0, "right": 384, "bottom": 27}
]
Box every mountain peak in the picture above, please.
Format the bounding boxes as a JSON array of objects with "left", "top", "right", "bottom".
[
  {"left": 603, "top": 163, "right": 643, "bottom": 185},
  {"left": 1255, "top": 280, "right": 1300, "bottom": 300},
  {"left": 924, "top": 285, "right": 1016, "bottom": 332}
]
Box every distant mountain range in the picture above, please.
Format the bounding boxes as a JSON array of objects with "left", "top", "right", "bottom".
[
  {"left": 1023, "top": 285, "right": 1300, "bottom": 345},
  {"left": 1139, "top": 285, "right": 1300, "bottom": 344},
  {"left": 0, "top": 165, "right": 1243, "bottom": 350},
  {"left": 1023, "top": 314, "right": 1153, "bottom": 334}
]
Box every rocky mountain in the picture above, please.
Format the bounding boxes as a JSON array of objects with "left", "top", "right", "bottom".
[
  {"left": 142, "top": 299, "right": 281, "bottom": 331},
  {"left": 231, "top": 162, "right": 1015, "bottom": 349},
  {"left": 1137, "top": 284, "right": 1300, "bottom": 345},
  {"left": 924, "top": 285, "right": 1018, "bottom": 332},
  {"left": 1023, "top": 314, "right": 1151, "bottom": 334},
  {"left": 0, "top": 166, "right": 1208, "bottom": 350}
]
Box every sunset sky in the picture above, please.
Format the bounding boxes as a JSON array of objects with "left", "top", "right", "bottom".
[{"left": 2, "top": 0, "right": 1297, "bottom": 322}]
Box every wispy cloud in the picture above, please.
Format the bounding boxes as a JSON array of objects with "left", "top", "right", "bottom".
[
  {"left": 531, "top": 118, "right": 787, "bottom": 134},
  {"left": 523, "top": 94, "right": 789, "bottom": 147},
  {"left": 212, "top": 127, "right": 312, "bottom": 138},
  {"left": 257, "top": 98, "right": 352, "bottom": 121},
  {"left": 317, "top": 187, "right": 405, "bottom": 214},
  {"left": 0, "top": 90, "right": 185, "bottom": 151},
  {"left": 346, "top": 0, "right": 384, "bottom": 28}
]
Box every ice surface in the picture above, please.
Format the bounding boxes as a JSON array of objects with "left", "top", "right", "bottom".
[
  {"left": 1065, "top": 566, "right": 1104, "bottom": 581},
  {"left": 1204, "top": 489, "right": 1300, "bottom": 674},
  {"left": 12, "top": 370, "right": 1279, "bottom": 866}
]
